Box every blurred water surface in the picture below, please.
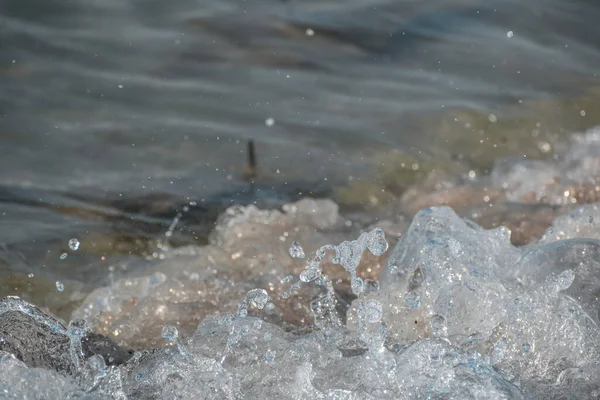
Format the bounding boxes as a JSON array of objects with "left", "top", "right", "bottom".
[{"left": 1, "top": 0, "right": 600, "bottom": 300}]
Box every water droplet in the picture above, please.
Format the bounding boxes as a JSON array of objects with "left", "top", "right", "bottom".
[
  {"left": 351, "top": 277, "right": 364, "bottom": 295},
  {"left": 27, "top": 273, "right": 34, "bottom": 278},
  {"left": 557, "top": 270, "right": 575, "bottom": 290},
  {"left": 506, "top": 30, "right": 514, "bottom": 38},
  {"left": 305, "top": 28, "right": 314, "bottom": 36},
  {"left": 488, "top": 114, "right": 497, "bottom": 123},
  {"left": 161, "top": 325, "right": 179, "bottom": 341},
  {"left": 265, "top": 117, "right": 275, "bottom": 127},
  {"left": 56, "top": 281, "right": 64, "bottom": 292},
  {"left": 581, "top": 110, "right": 587, "bottom": 117},
  {"left": 265, "top": 349, "right": 276, "bottom": 361},
  {"left": 60, "top": 253, "right": 68, "bottom": 260},
  {"left": 68, "top": 238, "right": 80, "bottom": 251},
  {"left": 388, "top": 257, "right": 399, "bottom": 273},
  {"left": 289, "top": 241, "right": 305, "bottom": 259},
  {"left": 430, "top": 314, "right": 447, "bottom": 337},
  {"left": 367, "top": 228, "right": 388, "bottom": 256},
  {"left": 300, "top": 268, "right": 319, "bottom": 283},
  {"left": 237, "top": 289, "right": 270, "bottom": 317},
  {"left": 589, "top": 216, "right": 594, "bottom": 223},
  {"left": 521, "top": 343, "right": 531, "bottom": 353},
  {"left": 403, "top": 291, "right": 421, "bottom": 308},
  {"left": 362, "top": 299, "right": 383, "bottom": 323}
]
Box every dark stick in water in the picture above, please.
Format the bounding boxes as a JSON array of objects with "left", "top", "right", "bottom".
[{"left": 243, "top": 140, "right": 257, "bottom": 180}]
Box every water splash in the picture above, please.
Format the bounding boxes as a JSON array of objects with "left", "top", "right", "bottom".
[
  {"left": 161, "top": 325, "right": 188, "bottom": 359},
  {"left": 221, "top": 289, "right": 270, "bottom": 364}
]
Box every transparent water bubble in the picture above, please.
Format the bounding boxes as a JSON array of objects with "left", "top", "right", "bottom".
[
  {"left": 265, "top": 349, "right": 276, "bottom": 361},
  {"left": 362, "top": 300, "right": 383, "bottom": 323},
  {"left": 289, "top": 241, "right": 306, "bottom": 259},
  {"left": 161, "top": 325, "right": 179, "bottom": 341},
  {"left": 557, "top": 270, "right": 575, "bottom": 290},
  {"left": 68, "top": 238, "right": 80, "bottom": 251},
  {"left": 87, "top": 354, "right": 107, "bottom": 379},
  {"left": 237, "top": 289, "right": 270, "bottom": 317},
  {"left": 521, "top": 343, "right": 531, "bottom": 353},
  {"left": 300, "top": 268, "right": 320, "bottom": 283},
  {"left": 403, "top": 291, "right": 421, "bottom": 308},
  {"left": 506, "top": 30, "right": 514, "bottom": 38},
  {"left": 351, "top": 277, "right": 364, "bottom": 295},
  {"left": 56, "top": 281, "right": 64, "bottom": 292},
  {"left": 388, "top": 257, "right": 399, "bottom": 274},
  {"left": 430, "top": 314, "right": 447, "bottom": 337},
  {"left": 161, "top": 325, "right": 188, "bottom": 358},
  {"left": 60, "top": 253, "right": 68, "bottom": 260},
  {"left": 282, "top": 275, "right": 294, "bottom": 283},
  {"left": 367, "top": 228, "right": 388, "bottom": 256}
]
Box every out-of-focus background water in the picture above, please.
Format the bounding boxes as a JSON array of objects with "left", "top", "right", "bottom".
[{"left": 1, "top": 0, "right": 600, "bottom": 310}]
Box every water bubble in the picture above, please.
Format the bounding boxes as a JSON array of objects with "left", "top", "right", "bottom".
[
  {"left": 289, "top": 241, "right": 305, "bottom": 259},
  {"left": 161, "top": 325, "right": 179, "bottom": 341},
  {"left": 521, "top": 343, "right": 531, "bottom": 353},
  {"left": 265, "top": 117, "right": 275, "bottom": 127},
  {"left": 488, "top": 114, "right": 498, "bottom": 123},
  {"left": 300, "top": 268, "right": 320, "bottom": 283},
  {"left": 265, "top": 349, "right": 276, "bottom": 361},
  {"left": 237, "top": 289, "right": 270, "bottom": 317},
  {"left": 161, "top": 325, "right": 188, "bottom": 358},
  {"left": 506, "top": 30, "right": 514, "bottom": 38},
  {"left": 557, "top": 270, "right": 575, "bottom": 290},
  {"left": 351, "top": 277, "right": 364, "bottom": 295},
  {"left": 403, "top": 291, "right": 421, "bottom": 308},
  {"left": 68, "top": 238, "right": 80, "bottom": 251},
  {"left": 305, "top": 28, "right": 314, "bottom": 36},
  {"left": 27, "top": 273, "right": 34, "bottom": 278},
  {"left": 362, "top": 300, "right": 383, "bottom": 323},
  {"left": 56, "top": 281, "right": 64, "bottom": 292},
  {"left": 60, "top": 253, "right": 68, "bottom": 260},
  {"left": 282, "top": 275, "right": 294, "bottom": 283},
  {"left": 430, "top": 314, "right": 447, "bottom": 337},
  {"left": 388, "top": 257, "right": 399, "bottom": 273},
  {"left": 589, "top": 216, "right": 594, "bottom": 224},
  {"left": 367, "top": 228, "right": 388, "bottom": 256},
  {"left": 581, "top": 110, "right": 587, "bottom": 117}
]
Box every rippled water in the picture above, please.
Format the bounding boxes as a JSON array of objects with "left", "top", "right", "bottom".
[{"left": 2, "top": 2, "right": 600, "bottom": 396}]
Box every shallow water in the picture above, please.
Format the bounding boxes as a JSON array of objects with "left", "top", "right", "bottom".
[{"left": 3, "top": 0, "right": 600, "bottom": 290}]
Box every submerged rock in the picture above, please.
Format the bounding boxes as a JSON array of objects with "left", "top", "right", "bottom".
[{"left": 0, "top": 297, "right": 132, "bottom": 375}]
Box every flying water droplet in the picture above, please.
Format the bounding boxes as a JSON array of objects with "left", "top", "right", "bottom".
[
  {"left": 60, "top": 253, "right": 68, "bottom": 260},
  {"left": 388, "top": 257, "right": 398, "bottom": 274},
  {"left": 300, "top": 267, "right": 320, "bottom": 283},
  {"left": 56, "top": 281, "right": 64, "bottom": 292},
  {"left": 403, "top": 291, "right": 421, "bottom": 308},
  {"left": 237, "top": 289, "right": 269, "bottom": 318},
  {"left": 161, "top": 325, "right": 188, "bottom": 358},
  {"left": 362, "top": 299, "right": 383, "bottom": 323},
  {"left": 351, "top": 277, "right": 364, "bottom": 295},
  {"left": 289, "top": 241, "right": 305, "bottom": 259},
  {"left": 430, "top": 314, "right": 447, "bottom": 337},
  {"left": 367, "top": 228, "right": 388, "bottom": 256},
  {"left": 68, "top": 238, "right": 80, "bottom": 251},
  {"left": 557, "top": 270, "right": 575, "bottom": 290}
]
